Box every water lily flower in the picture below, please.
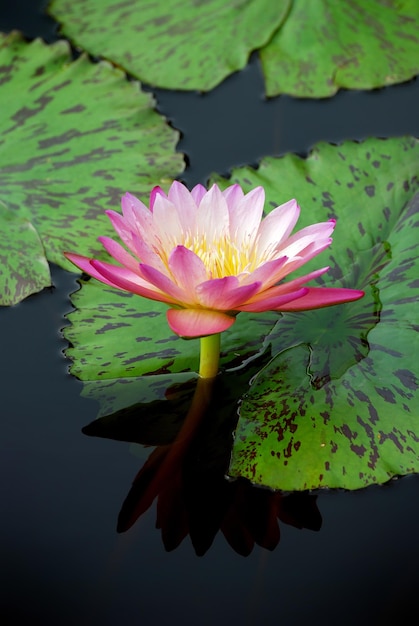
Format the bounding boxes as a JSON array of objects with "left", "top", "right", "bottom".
[{"left": 65, "top": 181, "right": 364, "bottom": 377}]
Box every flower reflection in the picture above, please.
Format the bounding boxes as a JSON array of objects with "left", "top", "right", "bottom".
[{"left": 83, "top": 375, "right": 321, "bottom": 556}]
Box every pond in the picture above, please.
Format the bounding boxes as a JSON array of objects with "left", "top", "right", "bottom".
[{"left": 1, "top": 2, "right": 419, "bottom": 625}]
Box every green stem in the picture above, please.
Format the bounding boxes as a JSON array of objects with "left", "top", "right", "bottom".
[{"left": 199, "top": 333, "right": 221, "bottom": 378}]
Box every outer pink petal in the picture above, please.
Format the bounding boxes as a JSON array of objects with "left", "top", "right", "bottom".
[
  {"left": 98, "top": 236, "right": 140, "bottom": 274},
  {"left": 255, "top": 199, "right": 300, "bottom": 255},
  {"left": 139, "top": 263, "right": 190, "bottom": 303},
  {"left": 240, "top": 267, "right": 329, "bottom": 306},
  {"left": 106, "top": 206, "right": 159, "bottom": 262},
  {"left": 65, "top": 253, "right": 123, "bottom": 289},
  {"left": 237, "top": 288, "right": 309, "bottom": 312},
  {"left": 120, "top": 193, "right": 154, "bottom": 234},
  {"left": 278, "top": 287, "right": 365, "bottom": 311},
  {"left": 229, "top": 186, "right": 265, "bottom": 248},
  {"left": 272, "top": 266, "right": 330, "bottom": 292},
  {"left": 240, "top": 256, "right": 288, "bottom": 289},
  {"left": 196, "top": 277, "right": 261, "bottom": 309},
  {"left": 166, "top": 308, "right": 235, "bottom": 338},
  {"left": 105, "top": 209, "right": 138, "bottom": 254},
  {"left": 278, "top": 220, "right": 335, "bottom": 257},
  {"left": 149, "top": 186, "right": 166, "bottom": 211},
  {"left": 130, "top": 231, "right": 169, "bottom": 275},
  {"left": 90, "top": 259, "right": 177, "bottom": 304},
  {"left": 168, "top": 245, "right": 208, "bottom": 297},
  {"left": 275, "top": 241, "right": 332, "bottom": 280}
]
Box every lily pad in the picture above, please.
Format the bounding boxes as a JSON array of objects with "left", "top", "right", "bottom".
[
  {"left": 261, "top": 0, "right": 419, "bottom": 97},
  {"left": 0, "top": 204, "right": 50, "bottom": 305},
  {"left": 214, "top": 136, "right": 419, "bottom": 490},
  {"left": 47, "top": 0, "right": 419, "bottom": 96},
  {"left": 48, "top": 0, "right": 290, "bottom": 91},
  {"left": 0, "top": 31, "right": 184, "bottom": 302}
]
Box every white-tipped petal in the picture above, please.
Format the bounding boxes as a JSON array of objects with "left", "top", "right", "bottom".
[
  {"left": 196, "top": 184, "right": 229, "bottom": 243},
  {"left": 229, "top": 186, "right": 265, "bottom": 248},
  {"left": 255, "top": 199, "right": 300, "bottom": 256}
]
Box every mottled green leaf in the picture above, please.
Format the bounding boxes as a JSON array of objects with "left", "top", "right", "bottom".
[
  {"left": 212, "top": 136, "right": 419, "bottom": 490},
  {"left": 48, "top": 0, "right": 290, "bottom": 91},
  {"left": 261, "top": 0, "right": 419, "bottom": 97},
  {"left": 0, "top": 203, "right": 51, "bottom": 305},
  {"left": 64, "top": 277, "right": 279, "bottom": 380},
  {"left": 47, "top": 0, "right": 418, "bottom": 96},
  {"left": 0, "top": 31, "right": 184, "bottom": 291}
]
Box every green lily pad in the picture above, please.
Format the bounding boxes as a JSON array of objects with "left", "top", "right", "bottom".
[
  {"left": 0, "top": 31, "right": 184, "bottom": 302},
  {"left": 0, "top": 203, "right": 51, "bottom": 305},
  {"left": 213, "top": 136, "right": 419, "bottom": 490},
  {"left": 261, "top": 0, "right": 419, "bottom": 97},
  {"left": 64, "top": 277, "right": 279, "bottom": 380},
  {"left": 48, "top": 0, "right": 290, "bottom": 91},
  {"left": 47, "top": 0, "right": 419, "bottom": 96}
]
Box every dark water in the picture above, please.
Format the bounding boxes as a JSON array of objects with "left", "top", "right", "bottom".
[{"left": 1, "top": 2, "right": 419, "bottom": 625}]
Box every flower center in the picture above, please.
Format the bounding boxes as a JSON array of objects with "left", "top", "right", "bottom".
[{"left": 184, "top": 233, "right": 257, "bottom": 278}]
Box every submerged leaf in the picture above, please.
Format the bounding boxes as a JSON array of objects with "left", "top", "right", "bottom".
[
  {"left": 211, "top": 136, "right": 419, "bottom": 490},
  {"left": 0, "top": 31, "right": 184, "bottom": 291},
  {"left": 48, "top": 0, "right": 290, "bottom": 91}
]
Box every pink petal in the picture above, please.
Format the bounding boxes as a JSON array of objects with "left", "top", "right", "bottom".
[
  {"left": 273, "top": 266, "right": 330, "bottom": 292},
  {"left": 130, "top": 231, "right": 169, "bottom": 276},
  {"left": 240, "top": 267, "right": 329, "bottom": 306},
  {"left": 166, "top": 308, "right": 236, "bottom": 338},
  {"left": 240, "top": 256, "right": 288, "bottom": 289},
  {"left": 167, "top": 181, "right": 198, "bottom": 232},
  {"left": 149, "top": 186, "right": 166, "bottom": 211},
  {"left": 98, "top": 236, "right": 140, "bottom": 274},
  {"left": 196, "top": 184, "right": 229, "bottom": 242},
  {"left": 152, "top": 193, "right": 183, "bottom": 246},
  {"left": 255, "top": 199, "right": 300, "bottom": 255},
  {"left": 107, "top": 206, "right": 157, "bottom": 257},
  {"left": 90, "top": 259, "right": 177, "bottom": 304},
  {"left": 278, "top": 287, "right": 365, "bottom": 311},
  {"left": 139, "top": 263, "right": 190, "bottom": 303},
  {"left": 64, "top": 253, "right": 122, "bottom": 289},
  {"left": 191, "top": 184, "right": 206, "bottom": 205},
  {"left": 168, "top": 245, "right": 208, "bottom": 297},
  {"left": 105, "top": 209, "right": 137, "bottom": 253},
  {"left": 275, "top": 241, "right": 332, "bottom": 279},
  {"left": 121, "top": 193, "right": 154, "bottom": 233},
  {"left": 222, "top": 184, "right": 244, "bottom": 209},
  {"left": 229, "top": 186, "right": 265, "bottom": 248},
  {"left": 196, "top": 276, "right": 261, "bottom": 309},
  {"left": 279, "top": 220, "right": 335, "bottom": 257},
  {"left": 237, "top": 288, "right": 309, "bottom": 312}
]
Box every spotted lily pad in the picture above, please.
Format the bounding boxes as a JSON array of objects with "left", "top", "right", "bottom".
[
  {"left": 211, "top": 136, "right": 419, "bottom": 490},
  {"left": 0, "top": 31, "right": 184, "bottom": 303},
  {"left": 261, "top": 0, "right": 419, "bottom": 97},
  {"left": 0, "top": 204, "right": 50, "bottom": 305},
  {"left": 48, "top": 0, "right": 419, "bottom": 96},
  {"left": 48, "top": 0, "right": 289, "bottom": 91}
]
